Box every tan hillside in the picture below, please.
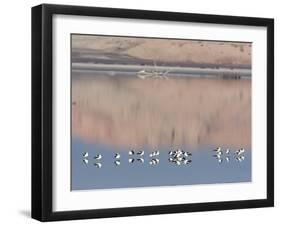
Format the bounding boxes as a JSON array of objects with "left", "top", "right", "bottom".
[{"left": 72, "top": 35, "right": 251, "bottom": 67}]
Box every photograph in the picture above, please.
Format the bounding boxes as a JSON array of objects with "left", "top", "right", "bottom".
[
  {"left": 71, "top": 34, "right": 252, "bottom": 190},
  {"left": 31, "top": 3, "right": 274, "bottom": 221}
]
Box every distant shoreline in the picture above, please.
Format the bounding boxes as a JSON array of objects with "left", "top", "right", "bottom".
[
  {"left": 72, "top": 48, "right": 252, "bottom": 70},
  {"left": 72, "top": 62, "right": 251, "bottom": 79}
]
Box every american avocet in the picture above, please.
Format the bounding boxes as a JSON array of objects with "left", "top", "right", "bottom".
[{"left": 94, "top": 154, "right": 102, "bottom": 160}]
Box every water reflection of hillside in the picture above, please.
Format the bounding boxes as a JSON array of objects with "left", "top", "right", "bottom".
[{"left": 72, "top": 75, "right": 251, "bottom": 150}]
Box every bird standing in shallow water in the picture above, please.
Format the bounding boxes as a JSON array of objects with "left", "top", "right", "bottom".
[
  {"left": 213, "top": 147, "right": 222, "bottom": 154},
  {"left": 82, "top": 152, "right": 89, "bottom": 165},
  {"left": 114, "top": 153, "right": 121, "bottom": 166},
  {"left": 137, "top": 150, "right": 144, "bottom": 156},
  {"left": 94, "top": 154, "right": 102, "bottom": 160},
  {"left": 129, "top": 150, "right": 135, "bottom": 155},
  {"left": 236, "top": 148, "right": 245, "bottom": 156},
  {"left": 184, "top": 152, "right": 192, "bottom": 157}
]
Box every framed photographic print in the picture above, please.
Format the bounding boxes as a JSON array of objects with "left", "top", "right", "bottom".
[{"left": 32, "top": 4, "right": 274, "bottom": 221}]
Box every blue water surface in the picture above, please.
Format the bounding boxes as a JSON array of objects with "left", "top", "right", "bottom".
[{"left": 71, "top": 138, "right": 251, "bottom": 190}]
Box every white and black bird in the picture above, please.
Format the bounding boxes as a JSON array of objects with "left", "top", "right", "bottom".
[
  {"left": 129, "top": 150, "right": 135, "bottom": 155},
  {"left": 82, "top": 152, "right": 88, "bottom": 158},
  {"left": 83, "top": 159, "right": 89, "bottom": 165},
  {"left": 176, "top": 149, "right": 183, "bottom": 154},
  {"left": 213, "top": 147, "right": 222, "bottom": 153},
  {"left": 236, "top": 148, "right": 245, "bottom": 156},
  {"left": 150, "top": 150, "right": 159, "bottom": 157},
  {"left": 137, "top": 150, "right": 144, "bottom": 156},
  {"left": 114, "top": 153, "right": 120, "bottom": 159},
  {"left": 94, "top": 154, "right": 102, "bottom": 160},
  {"left": 184, "top": 152, "right": 192, "bottom": 157},
  {"left": 169, "top": 150, "right": 175, "bottom": 156}
]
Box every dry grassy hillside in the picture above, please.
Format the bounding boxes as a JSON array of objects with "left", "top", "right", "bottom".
[{"left": 72, "top": 35, "right": 251, "bottom": 67}]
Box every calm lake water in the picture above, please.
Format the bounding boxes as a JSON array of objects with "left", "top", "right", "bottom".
[
  {"left": 71, "top": 75, "right": 251, "bottom": 190},
  {"left": 71, "top": 139, "right": 251, "bottom": 190}
]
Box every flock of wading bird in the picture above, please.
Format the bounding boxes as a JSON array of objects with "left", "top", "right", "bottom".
[{"left": 81, "top": 147, "right": 246, "bottom": 168}]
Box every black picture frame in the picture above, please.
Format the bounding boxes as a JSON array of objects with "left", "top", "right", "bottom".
[{"left": 32, "top": 3, "right": 274, "bottom": 222}]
